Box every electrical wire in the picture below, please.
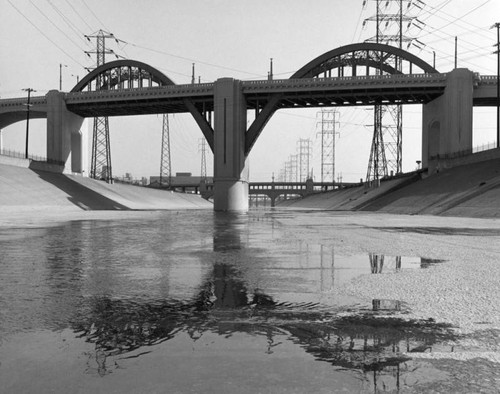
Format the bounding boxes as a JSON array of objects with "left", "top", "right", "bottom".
[
  {"left": 44, "top": 0, "right": 92, "bottom": 46},
  {"left": 121, "top": 40, "right": 264, "bottom": 77},
  {"left": 28, "top": 0, "right": 87, "bottom": 53},
  {"left": 63, "top": 0, "right": 94, "bottom": 32},
  {"left": 419, "top": 0, "right": 493, "bottom": 39},
  {"left": 80, "top": 0, "right": 110, "bottom": 32},
  {"left": 420, "top": 1, "right": 494, "bottom": 42},
  {"left": 5, "top": 0, "right": 86, "bottom": 68}
]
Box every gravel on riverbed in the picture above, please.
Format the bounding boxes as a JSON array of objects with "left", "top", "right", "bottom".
[{"left": 276, "top": 211, "right": 500, "bottom": 336}]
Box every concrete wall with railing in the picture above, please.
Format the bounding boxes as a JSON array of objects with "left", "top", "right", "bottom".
[
  {"left": 0, "top": 154, "right": 65, "bottom": 173},
  {"left": 428, "top": 146, "right": 500, "bottom": 174}
]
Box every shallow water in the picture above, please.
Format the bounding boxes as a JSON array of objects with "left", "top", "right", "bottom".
[{"left": 0, "top": 210, "right": 497, "bottom": 393}]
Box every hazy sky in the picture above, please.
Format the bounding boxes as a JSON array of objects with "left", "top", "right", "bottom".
[{"left": 1, "top": 0, "right": 499, "bottom": 181}]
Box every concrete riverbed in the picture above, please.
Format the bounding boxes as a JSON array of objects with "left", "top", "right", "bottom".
[
  {"left": 1, "top": 208, "right": 499, "bottom": 393},
  {"left": 1, "top": 161, "right": 500, "bottom": 392}
]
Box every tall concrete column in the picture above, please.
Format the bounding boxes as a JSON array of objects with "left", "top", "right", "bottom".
[
  {"left": 422, "top": 69, "right": 474, "bottom": 172},
  {"left": 46, "top": 90, "right": 84, "bottom": 173},
  {"left": 213, "top": 78, "right": 249, "bottom": 211}
]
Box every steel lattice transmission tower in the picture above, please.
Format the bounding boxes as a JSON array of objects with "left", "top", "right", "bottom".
[
  {"left": 297, "top": 139, "right": 312, "bottom": 182},
  {"left": 317, "top": 109, "right": 340, "bottom": 184},
  {"left": 159, "top": 114, "right": 171, "bottom": 187},
  {"left": 364, "top": 0, "right": 424, "bottom": 181},
  {"left": 85, "top": 30, "right": 116, "bottom": 182},
  {"left": 199, "top": 137, "right": 208, "bottom": 181}
]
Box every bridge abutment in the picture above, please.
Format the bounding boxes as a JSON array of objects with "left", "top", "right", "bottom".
[
  {"left": 422, "top": 69, "right": 474, "bottom": 173},
  {"left": 213, "top": 78, "right": 249, "bottom": 211},
  {"left": 46, "top": 90, "right": 84, "bottom": 173}
]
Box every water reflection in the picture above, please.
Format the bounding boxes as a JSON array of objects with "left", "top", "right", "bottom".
[
  {"left": 65, "top": 214, "right": 456, "bottom": 387},
  {"left": 0, "top": 212, "right": 458, "bottom": 391}
]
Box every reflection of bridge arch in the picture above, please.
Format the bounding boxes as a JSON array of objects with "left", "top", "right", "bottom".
[{"left": 245, "top": 42, "right": 438, "bottom": 154}]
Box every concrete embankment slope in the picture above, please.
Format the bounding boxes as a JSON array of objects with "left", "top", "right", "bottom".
[
  {"left": 278, "top": 174, "right": 420, "bottom": 211},
  {"left": 0, "top": 162, "right": 212, "bottom": 212},
  {"left": 280, "top": 158, "right": 500, "bottom": 218},
  {"left": 360, "top": 158, "right": 500, "bottom": 217}
]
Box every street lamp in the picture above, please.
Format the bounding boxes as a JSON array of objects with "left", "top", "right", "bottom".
[
  {"left": 59, "top": 64, "right": 67, "bottom": 91},
  {"left": 22, "top": 88, "right": 35, "bottom": 159}
]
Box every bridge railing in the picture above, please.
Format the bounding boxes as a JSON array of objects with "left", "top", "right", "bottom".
[
  {"left": 243, "top": 73, "right": 449, "bottom": 90},
  {"left": 475, "top": 75, "right": 498, "bottom": 87},
  {"left": 0, "top": 96, "right": 47, "bottom": 107},
  {"left": 68, "top": 82, "right": 214, "bottom": 97}
]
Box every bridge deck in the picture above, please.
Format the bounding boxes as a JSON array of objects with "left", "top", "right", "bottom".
[{"left": 0, "top": 74, "right": 497, "bottom": 119}]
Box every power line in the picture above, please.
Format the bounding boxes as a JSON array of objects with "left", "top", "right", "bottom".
[
  {"left": 6, "top": 0, "right": 86, "bottom": 68},
  {"left": 419, "top": 0, "right": 493, "bottom": 39},
  {"left": 28, "top": 0, "right": 87, "bottom": 53},
  {"left": 63, "top": 0, "right": 94, "bottom": 32},
  {"left": 120, "top": 40, "right": 263, "bottom": 77},
  {"left": 44, "top": 0, "right": 91, "bottom": 44},
  {"left": 80, "top": 0, "right": 110, "bottom": 32}
]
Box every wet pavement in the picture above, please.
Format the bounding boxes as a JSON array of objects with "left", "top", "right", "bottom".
[{"left": 0, "top": 210, "right": 499, "bottom": 393}]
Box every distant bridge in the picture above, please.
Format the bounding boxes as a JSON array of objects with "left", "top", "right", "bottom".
[{"left": 166, "top": 180, "right": 362, "bottom": 207}]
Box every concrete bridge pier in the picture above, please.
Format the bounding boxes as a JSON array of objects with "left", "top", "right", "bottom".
[
  {"left": 213, "top": 78, "right": 249, "bottom": 211},
  {"left": 46, "top": 90, "right": 84, "bottom": 173},
  {"left": 422, "top": 69, "right": 474, "bottom": 173}
]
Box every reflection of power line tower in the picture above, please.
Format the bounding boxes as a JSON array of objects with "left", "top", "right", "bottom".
[
  {"left": 316, "top": 109, "right": 340, "bottom": 184},
  {"left": 363, "top": 0, "right": 424, "bottom": 181},
  {"left": 159, "top": 114, "right": 171, "bottom": 187},
  {"left": 369, "top": 253, "right": 385, "bottom": 274},
  {"left": 297, "top": 138, "right": 312, "bottom": 182},
  {"left": 199, "top": 138, "right": 207, "bottom": 181},
  {"left": 85, "top": 30, "right": 116, "bottom": 182}
]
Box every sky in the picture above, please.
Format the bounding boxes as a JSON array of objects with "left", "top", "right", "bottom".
[{"left": 1, "top": 0, "right": 499, "bottom": 182}]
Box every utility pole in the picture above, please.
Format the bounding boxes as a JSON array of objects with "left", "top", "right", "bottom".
[
  {"left": 199, "top": 137, "right": 207, "bottom": 181},
  {"left": 59, "top": 64, "right": 67, "bottom": 91},
  {"left": 159, "top": 114, "right": 171, "bottom": 187},
  {"left": 492, "top": 23, "right": 500, "bottom": 148},
  {"left": 85, "top": 30, "right": 117, "bottom": 183},
  {"left": 22, "top": 88, "right": 35, "bottom": 159}
]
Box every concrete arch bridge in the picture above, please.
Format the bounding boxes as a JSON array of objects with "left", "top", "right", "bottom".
[{"left": 0, "top": 42, "right": 497, "bottom": 211}]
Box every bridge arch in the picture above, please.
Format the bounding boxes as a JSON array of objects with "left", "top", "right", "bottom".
[
  {"left": 291, "top": 42, "right": 438, "bottom": 79},
  {"left": 71, "top": 59, "right": 175, "bottom": 92},
  {"left": 70, "top": 59, "right": 215, "bottom": 150},
  {"left": 245, "top": 42, "right": 438, "bottom": 154}
]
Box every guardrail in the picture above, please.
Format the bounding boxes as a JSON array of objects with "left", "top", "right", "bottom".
[
  {"left": 0, "top": 149, "right": 64, "bottom": 165},
  {"left": 430, "top": 141, "right": 499, "bottom": 161}
]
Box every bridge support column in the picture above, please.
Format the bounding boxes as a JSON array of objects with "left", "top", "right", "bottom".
[
  {"left": 46, "top": 90, "right": 84, "bottom": 173},
  {"left": 213, "top": 78, "right": 249, "bottom": 211},
  {"left": 422, "top": 69, "right": 474, "bottom": 173}
]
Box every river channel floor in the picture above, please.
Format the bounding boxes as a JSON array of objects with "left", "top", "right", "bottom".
[{"left": 0, "top": 209, "right": 499, "bottom": 393}]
